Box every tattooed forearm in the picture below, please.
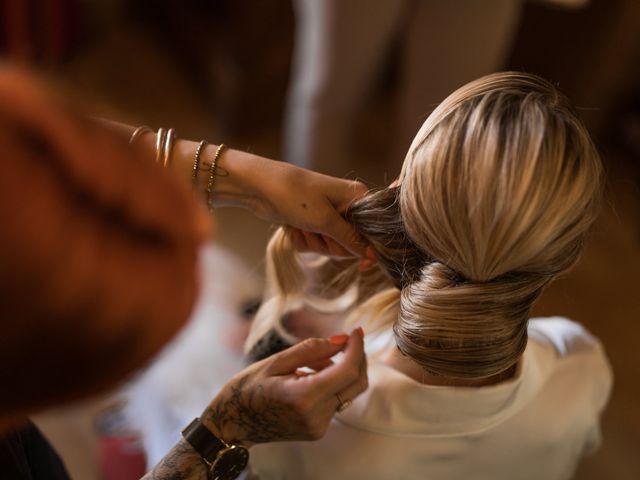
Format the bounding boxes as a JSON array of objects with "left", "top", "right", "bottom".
[
  {"left": 202, "top": 375, "right": 305, "bottom": 445},
  {"left": 141, "top": 438, "right": 208, "bottom": 480}
]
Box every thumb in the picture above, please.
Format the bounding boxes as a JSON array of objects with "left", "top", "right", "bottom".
[
  {"left": 324, "top": 214, "right": 367, "bottom": 257},
  {"left": 322, "top": 179, "right": 368, "bottom": 257},
  {"left": 268, "top": 336, "right": 348, "bottom": 376}
]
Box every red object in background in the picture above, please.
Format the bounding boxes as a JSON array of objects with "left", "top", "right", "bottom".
[
  {"left": 96, "top": 404, "right": 147, "bottom": 480},
  {"left": 0, "top": 0, "right": 82, "bottom": 63},
  {"left": 99, "top": 434, "right": 147, "bottom": 480}
]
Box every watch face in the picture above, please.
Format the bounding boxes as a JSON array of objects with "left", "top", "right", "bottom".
[{"left": 211, "top": 446, "right": 250, "bottom": 480}]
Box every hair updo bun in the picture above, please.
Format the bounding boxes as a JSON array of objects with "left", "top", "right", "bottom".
[
  {"left": 345, "top": 188, "right": 552, "bottom": 378},
  {"left": 396, "top": 262, "right": 550, "bottom": 378},
  {"left": 389, "top": 72, "right": 602, "bottom": 377}
]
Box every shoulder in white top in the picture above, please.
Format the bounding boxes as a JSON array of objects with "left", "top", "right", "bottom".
[{"left": 250, "top": 317, "right": 612, "bottom": 480}]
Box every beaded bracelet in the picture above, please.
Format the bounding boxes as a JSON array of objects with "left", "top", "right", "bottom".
[
  {"left": 206, "top": 143, "right": 227, "bottom": 210},
  {"left": 192, "top": 140, "right": 208, "bottom": 186}
]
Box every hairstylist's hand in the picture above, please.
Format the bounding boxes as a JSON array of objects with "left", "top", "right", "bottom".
[
  {"left": 241, "top": 159, "right": 369, "bottom": 257},
  {"left": 201, "top": 328, "right": 367, "bottom": 446}
]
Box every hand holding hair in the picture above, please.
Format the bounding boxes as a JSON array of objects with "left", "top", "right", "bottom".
[
  {"left": 200, "top": 327, "right": 367, "bottom": 447},
  {"left": 144, "top": 328, "right": 367, "bottom": 478},
  {"left": 117, "top": 122, "right": 374, "bottom": 260},
  {"left": 212, "top": 154, "right": 372, "bottom": 258}
]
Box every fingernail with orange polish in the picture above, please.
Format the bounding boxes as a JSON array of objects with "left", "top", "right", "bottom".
[
  {"left": 358, "top": 259, "right": 372, "bottom": 272},
  {"left": 329, "top": 334, "right": 349, "bottom": 345}
]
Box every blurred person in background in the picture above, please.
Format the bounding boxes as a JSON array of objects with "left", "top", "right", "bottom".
[{"left": 286, "top": 0, "right": 589, "bottom": 177}]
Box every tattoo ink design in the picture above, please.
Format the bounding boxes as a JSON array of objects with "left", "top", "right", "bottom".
[
  {"left": 142, "top": 439, "right": 208, "bottom": 480},
  {"left": 203, "top": 375, "right": 305, "bottom": 445}
]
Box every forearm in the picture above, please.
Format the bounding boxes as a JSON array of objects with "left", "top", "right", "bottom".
[
  {"left": 141, "top": 438, "right": 208, "bottom": 480},
  {"left": 102, "top": 120, "right": 271, "bottom": 211},
  {"left": 99, "top": 119, "right": 369, "bottom": 256},
  {"left": 139, "top": 394, "right": 261, "bottom": 480},
  {"left": 157, "top": 135, "right": 269, "bottom": 210}
]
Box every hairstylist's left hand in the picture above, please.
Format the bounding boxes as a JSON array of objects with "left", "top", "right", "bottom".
[{"left": 200, "top": 328, "right": 367, "bottom": 446}]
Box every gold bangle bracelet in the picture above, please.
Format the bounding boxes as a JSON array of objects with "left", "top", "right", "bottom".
[
  {"left": 193, "top": 140, "right": 208, "bottom": 186},
  {"left": 155, "top": 128, "right": 167, "bottom": 165},
  {"left": 206, "top": 143, "right": 227, "bottom": 210},
  {"left": 129, "top": 125, "right": 152, "bottom": 145},
  {"left": 163, "top": 128, "right": 176, "bottom": 168}
]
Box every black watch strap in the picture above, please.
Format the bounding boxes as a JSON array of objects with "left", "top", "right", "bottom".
[{"left": 182, "top": 418, "right": 226, "bottom": 463}]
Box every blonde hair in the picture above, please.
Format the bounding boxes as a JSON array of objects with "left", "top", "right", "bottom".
[{"left": 247, "top": 72, "right": 603, "bottom": 379}]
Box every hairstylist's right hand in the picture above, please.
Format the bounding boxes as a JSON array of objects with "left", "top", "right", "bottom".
[
  {"left": 236, "top": 157, "right": 369, "bottom": 258},
  {"left": 201, "top": 328, "right": 367, "bottom": 446}
]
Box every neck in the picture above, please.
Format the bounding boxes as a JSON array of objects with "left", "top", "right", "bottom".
[{"left": 380, "top": 345, "right": 517, "bottom": 387}]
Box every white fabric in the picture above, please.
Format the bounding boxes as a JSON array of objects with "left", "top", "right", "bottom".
[{"left": 250, "top": 317, "right": 612, "bottom": 480}]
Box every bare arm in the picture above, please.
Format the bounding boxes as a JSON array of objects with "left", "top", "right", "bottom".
[{"left": 103, "top": 121, "right": 370, "bottom": 258}]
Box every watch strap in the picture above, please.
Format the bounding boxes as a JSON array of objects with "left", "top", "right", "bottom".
[{"left": 182, "top": 417, "right": 226, "bottom": 463}]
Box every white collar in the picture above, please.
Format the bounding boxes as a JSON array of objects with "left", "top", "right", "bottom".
[{"left": 335, "top": 338, "right": 556, "bottom": 437}]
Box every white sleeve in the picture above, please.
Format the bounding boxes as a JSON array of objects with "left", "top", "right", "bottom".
[
  {"left": 528, "top": 316, "right": 599, "bottom": 356},
  {"left": 529, "top": 316, "right": 613, "bottom": 457}
]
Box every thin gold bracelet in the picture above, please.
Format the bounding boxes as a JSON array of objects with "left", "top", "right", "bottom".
[
  {"left": 163, "top": 128, "right": 176, "bottom": 168},
  {"left": 129, "top": 125, "right": 152, "bottom": 145},
  {"left": 155, "top": 128, "right": 167, "bottom": 165},
  {"left": 193, "top": 140, "right": 208, "bottom": 186},
  {"left": 206, "top": 143, "right": 227, "bottom": 210}
]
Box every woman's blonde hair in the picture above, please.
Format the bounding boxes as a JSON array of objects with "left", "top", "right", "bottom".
[{"left": 247, "top": 72, "right": 603, "bottom": 379}]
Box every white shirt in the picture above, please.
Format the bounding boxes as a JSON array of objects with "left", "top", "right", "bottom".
[{"left": 250, "top": 317, "right": 612, "bottom": 480}]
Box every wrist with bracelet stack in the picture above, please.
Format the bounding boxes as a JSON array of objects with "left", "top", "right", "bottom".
[{"left": 130, "top": 126, "right": 228, "bottom": 212}]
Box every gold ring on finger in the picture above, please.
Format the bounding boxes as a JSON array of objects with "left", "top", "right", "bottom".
[{"left": 335, "top": 392, "right": 352, "bottom": 412}]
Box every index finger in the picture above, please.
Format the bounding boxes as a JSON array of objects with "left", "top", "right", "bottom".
[
  {"left": 310, "top": 327, "right": 366, "bottom": 394},
  {"left": 267, "top": 337, "right": 348, "bottom": 376}
]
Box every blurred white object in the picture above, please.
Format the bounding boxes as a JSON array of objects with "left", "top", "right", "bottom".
[{"left": 122, "top": 244, "right": 261, "bottom": 470}]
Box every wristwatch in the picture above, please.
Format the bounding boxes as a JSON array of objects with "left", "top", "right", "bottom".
[{"left": 181, "top": 417, "right": 249, "bottom": 480}]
